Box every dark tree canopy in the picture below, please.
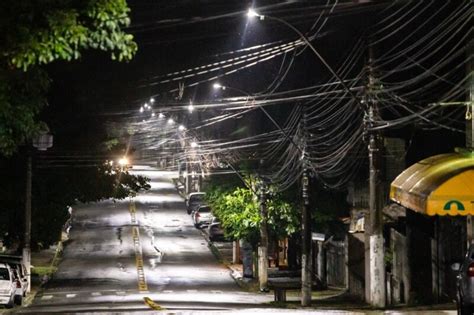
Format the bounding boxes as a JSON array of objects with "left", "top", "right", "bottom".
[{"left": 0, "top": 0, "right": 137, "bottom": 155}]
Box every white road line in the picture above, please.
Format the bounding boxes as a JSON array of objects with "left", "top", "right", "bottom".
[
  {"left": 91, "top": 292, "right": 102, "bottom": 296},
  {"left": 66, "top": 294, "right": 76, "bottom": 298},
  {"left": 187, "top": 289, "right": 198, "bottom": 293},
  {"left": 116, "top": 291, "right": 126, "bottom": 295},
  {"left": 41, "top": 295, "right": 53, "bottom": 300},
  {"left": 163, "top": 290, "right": 173, "bottom": 293}
]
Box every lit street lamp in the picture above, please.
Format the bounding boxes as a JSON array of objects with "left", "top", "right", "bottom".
[{"left": 246, "top": 8, "right": 359, "bottom": 105}]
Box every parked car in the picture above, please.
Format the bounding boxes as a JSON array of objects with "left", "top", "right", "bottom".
[
  {"left": 11, "top": 269, "right": 24, "bottom": 305},
  {"left": 452, "top": 244, "right": 474, "bottom": 315},
  {"left": 0, "top": 255, "right": 28, "bottom": 303},
  {"left": 192, "top": 205, "right": 213, "bottom": 228},
  {"left": 0, "top": 263, "right": 16, "bottom": 308},
  {"left": 207, "top": 217, "right": 226, "bottom": 241},
  {"left": 186, "top": 192, "right": 206, "bottom": 215}
]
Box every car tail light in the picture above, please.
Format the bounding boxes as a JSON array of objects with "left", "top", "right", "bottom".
[
  {"left": 468, "top": 263, "right": 474, "bottom": 277},
  {"left": 16, "top": 279, "right": 21, "bottom": 288}
]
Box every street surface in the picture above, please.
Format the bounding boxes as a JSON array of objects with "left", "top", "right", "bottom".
[
  {"left": 17, "top": 166, "right": 272, "bottom": 313},
  {"left": 10, "top": 165, "right": 458, "bottom": 314}
]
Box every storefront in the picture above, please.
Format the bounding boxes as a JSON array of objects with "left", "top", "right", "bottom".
[{"left": 390, "top": 151, "right": 474, "bottom": 303}]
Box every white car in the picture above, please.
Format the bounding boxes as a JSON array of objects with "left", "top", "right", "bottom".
[
  {"left": 0, "top": 263, "right": 16, "bottom": 308},
  {"left": 0, "top": 256, "right": 28, "bottom": 305},
  {"left": 11, "top": 268, "right": 24, "bottom": 305},
  {"left": 192, "top": 205, "right": 213, "bottom": 228}
]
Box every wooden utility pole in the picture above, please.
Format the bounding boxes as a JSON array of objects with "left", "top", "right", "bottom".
[
  {"left": 258, "top": 181, "right": 269, "bottom": 291},
  {"left": 366, "top": 44, "right": 386, "bottom": 308}
]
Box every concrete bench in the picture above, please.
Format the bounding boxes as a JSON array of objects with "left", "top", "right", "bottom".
[{"left": 267, "top": 277, "right": 302, "bottom": 302}]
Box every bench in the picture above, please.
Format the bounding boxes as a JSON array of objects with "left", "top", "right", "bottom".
[{"left": 267, "top": 277, "right": 301, "bottom": 302}]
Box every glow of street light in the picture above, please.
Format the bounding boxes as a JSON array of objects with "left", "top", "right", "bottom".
[
  {"left": 118, "top": 157, "right": 129, "bottom": 166},
  {"left": 188, "top": 103, "right": 194, "bottom": 113},
  {"left": 247, "top": 8, "right": 264, "bottom": 19},
  {"left": 213, "top": 82, "right": 225, "bottom": 90},
  {"left": 144, "top": 103, "right": 149, "bottom": 108},
  {"left": 140, "top": 107, "right": 144, "bottom": 113},
  {"left": 190, "top": 142, "right": 198, "bottom": 148},
  {"left": 151, "top": 112, "right": 156, "bottom": 117},
  {"left": 178, "top": 125, "right": 185, "bottom": 131},
  {"left": 158, "top": 113, "right": 165, "bottom": 118},
  {"left": 167, "top": 118, "right": 174, "bottom": 125},
  {"left": 150, "top": 97, "right": 155, "bottom": 103}
]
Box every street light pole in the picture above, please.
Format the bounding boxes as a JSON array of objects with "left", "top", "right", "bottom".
[
  {"left": 24, "top": 132, "right": 53, "bottom": 293},
  {"left": 247, "top": 9, "right": 360, "bottom": 106}
]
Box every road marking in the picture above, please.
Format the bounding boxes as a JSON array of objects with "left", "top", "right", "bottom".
[
  {"left": 116, "top": 291, "right": 126, "bottom": 295},
  {"left": 163, "top": 290, "right": 173, "bottom": 293},
  {"left": 129, "top": 201, "right": 137, "bottom": 224},
  {"left": 130, "top": 200, "right": 148, "bottom": 292},
  {"left": 41, "top": 295, "right": 53, "bottom": 300},
  {"left": 187, "top": 289, "right": 198, "bottom": 293},
  {"left": 144, "top": 296, "right": 165, "bottom": 310},
  {"left": 91, "top": 292, "right": 101, "bottom": 296},
  {"left": 211, "top": 290, "right": 223, "bottom": 294},
  {"left": 66, "top": 294, "right": 76, "bottom": 298}
]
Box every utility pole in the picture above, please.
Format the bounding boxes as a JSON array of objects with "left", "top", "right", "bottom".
[
  {"left": 258, "top": 179, "right": 269, "bottom": 291},
  {"left": 23, "top": 133, "right": 52, "bottom": 293},
  {"left": 366, "top": 44, "right": 386, "bottom": 308},
  {"left": 301, "top": 108, "right": 312, "bottom": 307},
  {"left": 466, "top": 38, "right": 473, "bottom": 247},
  {"left": 23, "top": 153, "right": 32, "bottom": 293},
  {"left": 301, "top": 168, "right": 312, "bottom": 306}
]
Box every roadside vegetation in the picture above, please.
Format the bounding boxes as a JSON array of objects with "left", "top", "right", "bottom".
[
  {"left": 205, "top": 175, "right": 299, "bottom": 247},
  {"left": 0, "top": 0, "right": 147, "bottom": 252}
]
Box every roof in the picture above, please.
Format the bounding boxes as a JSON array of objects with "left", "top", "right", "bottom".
[{"left": 390, "top": 150, "right": 474, "bottom": 216}]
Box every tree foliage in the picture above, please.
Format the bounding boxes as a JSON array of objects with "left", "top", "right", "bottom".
[
  {"left": 206, "top": 176, "right": 299, "bottom": 246},
  {"left": 0, "top": 159, "right": 150, "bottom": 250},
  {"left": 0, "top": 0, "right": 137, "bottom": 155},
  {"left": 1, "top": 0, "right": 137, "bottom": 70}
]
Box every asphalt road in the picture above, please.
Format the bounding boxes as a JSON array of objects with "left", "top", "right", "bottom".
[
  {"left": 11, "top": 166, "right": 459, "bottom": 314},
  {"left": 17, "top": 166, "right": 271, "bottom": 313}
]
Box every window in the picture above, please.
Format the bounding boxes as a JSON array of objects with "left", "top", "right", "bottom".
[{"left": 0, "top": 268, "right": 10, "bottom": 281}]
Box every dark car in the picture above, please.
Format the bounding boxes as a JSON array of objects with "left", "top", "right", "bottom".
[
  {"left": 453, "top": 244, "right": 474, "bottom": 315},
  {"left": 186, "top": 192, "right": 206, "bottom": 215},
  {"left": 207, "top": 217, "right": 225, "bottom": 241}
]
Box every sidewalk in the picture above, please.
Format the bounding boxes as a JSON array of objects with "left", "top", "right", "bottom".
[
  {"left": 205, "top": 232, "right": 457, "bottom": 313},
  {"left": 23, "top": 245, "right": 60, "bottom": 306}
]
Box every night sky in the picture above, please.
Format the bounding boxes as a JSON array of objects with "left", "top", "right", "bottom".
[{"left": 40, "top": 1, "right": 467, "bottom": 168}]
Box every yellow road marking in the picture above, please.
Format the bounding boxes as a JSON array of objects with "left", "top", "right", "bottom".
[
  {"left": 129, "top": 201, "right": 137, "bottom": 224},
  {"left": 144, "top": 296, "right": 165, "bottom": 310},
  {"left": 129, "top": 201, "right": 148, "bottom": 292}
]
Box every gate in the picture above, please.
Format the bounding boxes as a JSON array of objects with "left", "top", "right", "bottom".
[{"left": 326, "top": 240, "right": 347, "bottom": 287}]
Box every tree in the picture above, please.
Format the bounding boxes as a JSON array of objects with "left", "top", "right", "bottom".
[
  {"left": 206, "top": 176, "right": 299, "bottom": 246},
  {"left": 0, "top": 0, "right": 137, "bottom": 155}
]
